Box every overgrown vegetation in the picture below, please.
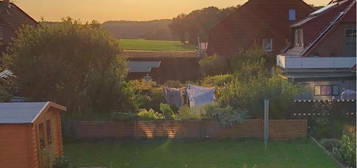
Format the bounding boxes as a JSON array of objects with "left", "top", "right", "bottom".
[
  {"left": 170, "top": 6, "right": 239, "bottom": 44},
  {"left": 320, "top": 133, "right": 356, "bottom": 168},
  {"left": 204, "top": 48, "right": 304, "bottom": 119},
  {"left": 4, "top": 18, "right": 135, "bottom": 116},
  {"left": 129, "top": 80, "right": 165, "bottom": 112}
]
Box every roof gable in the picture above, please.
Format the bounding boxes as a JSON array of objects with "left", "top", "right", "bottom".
[
  {"left": 302, "top": 0, "right": 356, "bottom": 56},
  {"left": 207, "top": 0, "right": 314, "bottom": 56},
  {"left": 0, "top": 2, "right": 38, "bottom": 31},
  {"left": 0, "top": 102, "right": 66, "bottom": 124}
]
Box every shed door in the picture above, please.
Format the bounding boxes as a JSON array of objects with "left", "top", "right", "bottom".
[{"left": 37, "top": 120, "right": 54, "bottom": 168}]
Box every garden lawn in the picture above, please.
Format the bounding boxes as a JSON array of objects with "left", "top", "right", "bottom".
[
  {"left": 64, "top": 139, "right": 338, "bottom": 168},
  {"left": 119, "top": 39, "right": 195, "bottom": 51}
]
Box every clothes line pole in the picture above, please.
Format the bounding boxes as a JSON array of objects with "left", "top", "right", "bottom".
[{"left": 264, "top": 98, "right": 270, "bottom": 150}]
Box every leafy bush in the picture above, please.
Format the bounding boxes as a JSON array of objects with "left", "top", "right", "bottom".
[
  {"left": 199, "top": 55, "right": 231, "bottom": 76},
  {"left": 159, "top": 103, "right": 175, "bottom": 120},
  {"left": 320, "top": 134, "right": 356, "bottom": 167},
  {"left": 201, "top": 74, "right": 233, "bottom": 87},
  {"left": 204, "top": 103, "right": 246, "bottom": 127},
  {"left": 129, "top": 80, "right": 165, "bottom": 111},
  {"left": 173, "top": 105, "right": 203, "bottom": 120},
  {"left": 338, "top": 134, "right": 356, "bottom": 167},
  {"left": 0, "top": 82, "right": 13, "bottom": 102},
  {"left": 4, "top": 18, "right": 132, "bottom": 114},
  {"left": 230, "top": 47, "right": 268, "bottom": 75},
  {"left": 310, "top": 117, "right": 344, "bottom": 139},
  {"left": 219, "top": 75, "right": 303, "bottom": 119},
  {"left": 137, "top": 109, "right": 164, "bottom": 121},
  {"left": 164, "top": 80, "right": 184, "bottom": 88},
  {"left": 201, "top": 74, "right": 233, "bottom": 99}
]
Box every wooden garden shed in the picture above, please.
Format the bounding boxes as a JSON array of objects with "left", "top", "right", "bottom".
[{"left": 0, "top": 102, "right": 66, "bottom": 168}]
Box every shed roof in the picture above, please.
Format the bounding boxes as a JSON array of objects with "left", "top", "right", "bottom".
[
  {"left": 0, "top": 102, "right": 66, "bottom": 124},
  {"left": 128, "top": 61, "right": 161, "bottom": 73}
]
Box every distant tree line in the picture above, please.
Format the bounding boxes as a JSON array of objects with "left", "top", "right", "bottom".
[
  {"left": 99, "top": 6, "right": 239, "bottom": 43},
  {"left": 169, "top": 6, "right": 239, "bottom": 45},
  {"left": 102, "top": 19, "right": 175, "bottom": 41}
]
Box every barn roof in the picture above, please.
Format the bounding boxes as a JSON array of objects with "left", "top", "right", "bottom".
[{"left": 0, "top": 102, "right": 66, "bottom": 124}]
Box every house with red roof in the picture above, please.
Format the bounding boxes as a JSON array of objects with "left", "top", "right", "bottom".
[
  {"left": 277, "top": 0, "right": 356, "bottom": 100},
  {"left": 0, "top": 0, "right": 38, "bottom": 54},
  {"left": 207, "top": 0, "right": 314, "bottom": 57}
]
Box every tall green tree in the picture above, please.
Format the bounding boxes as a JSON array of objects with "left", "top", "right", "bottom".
[
  {"left": 4, "top": 18, "right": 134, "bottom": 114},
  {"left": 169, "top": 6, "right": 239, "bottom": 44}
]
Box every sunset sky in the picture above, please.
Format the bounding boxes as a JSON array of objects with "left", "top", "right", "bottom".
[{"left": 15, "top": 0, "right": 331, "bottom": 22}]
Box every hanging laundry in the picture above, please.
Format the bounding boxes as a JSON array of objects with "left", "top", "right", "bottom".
[
  {"left": 186, "top": 84, "right": 215, "bottom": 107},
  {"left": 163, "top": 87, "right": 184, "bottom": 107}
]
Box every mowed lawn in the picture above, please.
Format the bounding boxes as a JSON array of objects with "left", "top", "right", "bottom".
[
  {"left": 64, "top": 139, "right": 338, "bottom": 168},
  {"left": 119, "top": 39, "right": 195, "bottom": 51}
]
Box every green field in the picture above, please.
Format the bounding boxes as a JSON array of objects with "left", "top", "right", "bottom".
[
  {"left": 64, "top": 139, "right": 338, "bottom": 168},
  {"left": 119, "top": 39, "right": 195, "bottom": 51}
]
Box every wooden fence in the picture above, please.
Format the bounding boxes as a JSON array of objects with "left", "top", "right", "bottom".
[
  {"left": 288, "top": 100, "right": 356, "bottom": 119},
  {"left": 72, "top": 120, "right": 307, "bottom": 140}
]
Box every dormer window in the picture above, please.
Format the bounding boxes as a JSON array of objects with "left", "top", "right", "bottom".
[
  {"left": 294, "top": 29, "right": 303, "bottom": 47},
  {"left": 289, "top": 9, "right": 296, "bottom": 21}
]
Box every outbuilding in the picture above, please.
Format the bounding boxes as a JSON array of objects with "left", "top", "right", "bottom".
[{"left": 0, "top": 102, "right": 66, "bottom": 168}]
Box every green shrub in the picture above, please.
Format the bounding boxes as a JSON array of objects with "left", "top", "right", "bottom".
[
  {"left": 204, "top": 104, "right": 246, "bottom": 127},
  {"left": 173, "top": 105, "right": 202, "bottom": 120},
  {"left": 137, "top": 109, "right": 164, "bottom": 121},
  {"left": 201, "top": 74, "right": 233, "bottom": 87},
  {"left": 164, "top": 80, "right": 184, "bottom": 88},
  {"left": 310, "top": 117, "right": 344, "bottom": 139},
  {"left": 219, "top": 75, "right": 303, "bottom": 119},
  {"left": 338, "top": 134, "right": 356, "bottom": 167},
  {"left": 199, "top": 55, "right": 231, "bottom": 76},
  {"left": 4, "top": 19, "right": 130, "bottom": 114},
  {"left": 129, "top": 80, "right": 165, "bottom": 111},
  {"left": 159, "top": 103, "right": 175, "bottom": 120}
]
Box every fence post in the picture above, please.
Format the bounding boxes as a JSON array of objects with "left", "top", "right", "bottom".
[{"left": 264, "top": 99, "right": 270, "bottom": 149}]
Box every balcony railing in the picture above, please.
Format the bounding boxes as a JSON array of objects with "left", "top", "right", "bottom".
[{"left": 277, "top": 55, "right": 356, "bottom": 69}]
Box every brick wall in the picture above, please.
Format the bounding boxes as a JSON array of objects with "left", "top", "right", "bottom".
[{"left": 72, "top": 120, "right": 307, "bottom": 140}]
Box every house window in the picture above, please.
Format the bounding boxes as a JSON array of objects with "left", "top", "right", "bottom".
[
  {"left": 46, "top": 120, "right": 52, "bottom": 145},
  {"left": 262, "top": 38, "right": 273, "bottom": 52},
  {"left": 345, "top": 28, "right": 356, "bottom": 37},
  {"left": 294, "top": 29, "right": 304, "bottom": 47},
  {"left": 289, "top": 9, "right": 296, "bottom": 21},
  {"left": 314, "top": 85, "right": 339, "bottom": 96},
  {"left": 332, "top": 85, "right": 339, "bottom": 96}
]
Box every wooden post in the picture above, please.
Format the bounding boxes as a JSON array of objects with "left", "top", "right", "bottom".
[{"left": 264, "top": 99, "right": 270, "bottom": 149}]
